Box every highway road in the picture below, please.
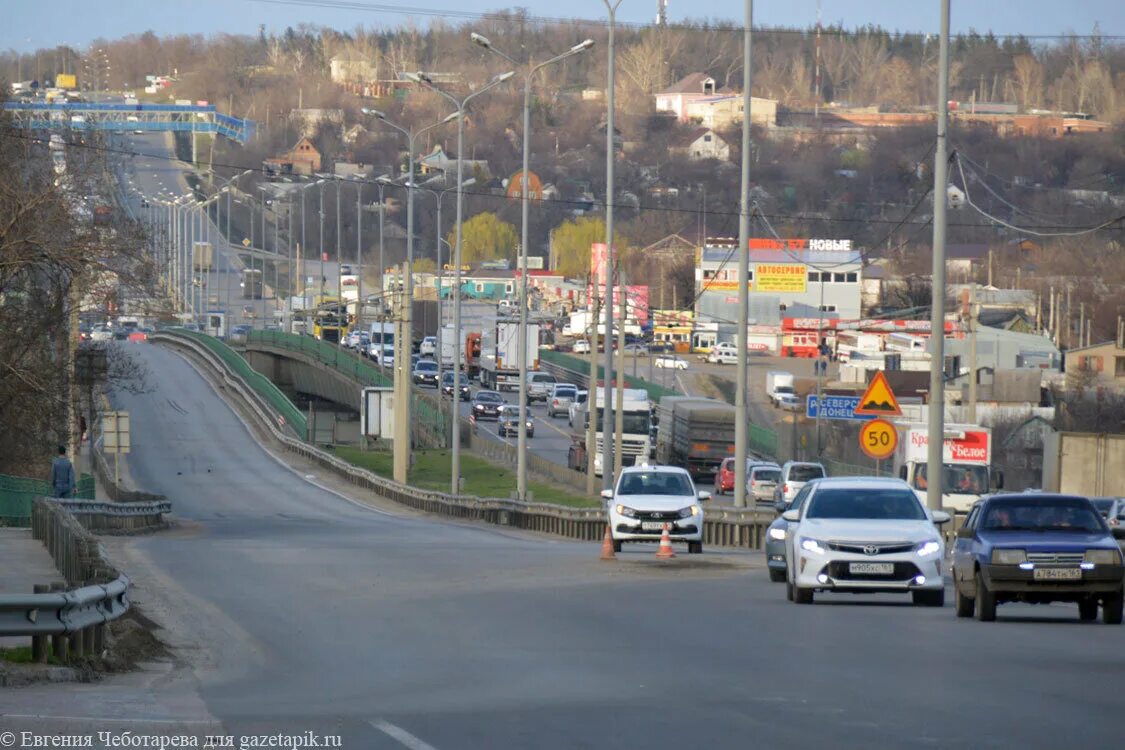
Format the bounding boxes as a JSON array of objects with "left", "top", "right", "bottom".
[{"left": 6, "top": 342, "right": 1123, "bottom": 748}]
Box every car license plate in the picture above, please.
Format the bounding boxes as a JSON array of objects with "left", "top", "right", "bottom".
[
  {"left": 849, "top": 562, "right": 894, "bottom": 575},
  {"left": 641, "top": 521, "right": 668, "bottom": 531},
  {"left": 1033, "top": 567, "right": 1082, "bottom": 581}
]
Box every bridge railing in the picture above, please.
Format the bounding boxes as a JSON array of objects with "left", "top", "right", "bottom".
[{"left": 0, "top": 473, "right": 95, "bottom": 528}]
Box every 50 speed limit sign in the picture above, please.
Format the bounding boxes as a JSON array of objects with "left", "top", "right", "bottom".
[{"left": 859, "top": 418, "right": 898, "bottom": 461}]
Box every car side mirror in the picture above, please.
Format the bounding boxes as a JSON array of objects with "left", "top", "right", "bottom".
[
  {"left": 782, "top": 509, "right": 800, "bottom": 522},
  {"left": 697, "top": 490, "right": 711, "bottom": 502},
  {"left": 600, "top": 489, "right": 614, "bottom": 500},
  {"left": 956, "top": 526, "right": 974, "bottom": 539},
  {"left": 931, "top": 510, "right": 951, "bottom": 525},
  {"left": 774, "top": 500, "right": 787, "bottom": 514},
  {"left": 898, "top": 465, "right": 907, "bottom": 481}
]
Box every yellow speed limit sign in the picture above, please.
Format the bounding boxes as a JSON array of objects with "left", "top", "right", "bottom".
[{"left": 859, "top": 418, "right": 898, "bottom": 461}]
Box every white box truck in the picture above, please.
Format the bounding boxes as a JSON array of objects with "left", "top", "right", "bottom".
[
  {"left": 439, "top": 325, "right": 467, "bottom": 369},
  {"left": 894, "top": 423, "right": 1000, "bottom": 512},
  {"left": 569, "top": 387, "right": 653, "bottom": 476},
  {"left": 480, "top": 321, "right": 539, "bottom": 391},
  {"left": 766, "top": 371, "right": 795, "bottom": 406}
]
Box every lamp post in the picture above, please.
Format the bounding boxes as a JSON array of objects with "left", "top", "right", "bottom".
[
  {"left": 734, "top": 0, "right": 754, "bottom": 508},
  {"left": 361, "top": 107, "right": 458, "bottom": 484},
  {"left": 473, "top": 35, "right": 594, "bottom": 500},
  {"left": 298, "top": 179, "right": 325, "bottom": 315},
  {"left": 406, "top": 68, "right": 514, "bottom": 495}
]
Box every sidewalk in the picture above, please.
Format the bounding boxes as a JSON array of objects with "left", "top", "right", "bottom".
[{"left": 0, "top": 527, "right": 63, "bottom": 648}]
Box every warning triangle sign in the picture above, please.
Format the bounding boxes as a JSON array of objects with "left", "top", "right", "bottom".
[{"left": 855, "top": 371, "right": 903, "bottom": 417}]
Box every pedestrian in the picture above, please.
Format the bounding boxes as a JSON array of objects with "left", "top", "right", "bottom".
[{"left": 49, "top": 445, "right": 76, "bottom": 498}]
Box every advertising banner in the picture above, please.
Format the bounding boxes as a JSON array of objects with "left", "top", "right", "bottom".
[{"left": 755, "top": 263, "right": 807, "bottom": 293}]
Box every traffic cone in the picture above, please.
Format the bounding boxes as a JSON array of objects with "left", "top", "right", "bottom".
[
  {"left": 655, "top": 523, "right": 676, "bottom": 559},
  {"left": 600, "top": 524, "right": 617, "bottom": 561}
]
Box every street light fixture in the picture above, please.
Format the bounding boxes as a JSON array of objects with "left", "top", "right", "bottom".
[
  {"left": 473, "top": 35, "right": 594, "bottom": 501},
  {"left": 361, "top": 107, "right": 458, "bottom": 484}
]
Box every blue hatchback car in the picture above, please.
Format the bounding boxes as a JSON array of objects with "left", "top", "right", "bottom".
[{"left": 951, "top": 493, "right": 1125, "bottom": 624}]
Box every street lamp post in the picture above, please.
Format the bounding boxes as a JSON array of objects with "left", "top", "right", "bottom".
[
  {"left": 406, "top": 68, "right": 514, "bottom": 495},
  {"left": 473, "top": 35, "right": 594, "bottom": 500},
  {"left": 601, "top": 0, "right": 623, "bottom": 491},
  {"left": 362, "top": 108, "right": 458, "bottom": 484}
]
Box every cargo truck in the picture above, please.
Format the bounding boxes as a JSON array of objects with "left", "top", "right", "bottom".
[
  {"left": 465, "top": 332, "right": 482, "bottom": 379},
  {"left": 654, "top": 396, "right": 737, "bottom": 483},
  {"left": 439, "top": 325, "right": 468, "bottom": 369},
  {"left": 192, "top": 241, "right": 213, "bottom": 271},
  {"left": 1041, "top": 432, "right": 1125, "bottom": 496},
  {"left": 893, "top": 423, "right": 1001, "bottom": 512},
  {"left": 480, "top": 321, "right": 540, "bottom": 391},
  {"left": 568, "top": 387, "right": 653, "bottom": 476}
]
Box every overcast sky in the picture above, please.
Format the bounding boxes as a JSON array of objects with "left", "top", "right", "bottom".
[{"left": 5, "top": 0, "right": 1121, "bottom": 52}]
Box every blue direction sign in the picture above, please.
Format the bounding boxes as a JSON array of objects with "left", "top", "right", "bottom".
[{"left": 805, "top": 395, "right": 876, "bottom": 421}]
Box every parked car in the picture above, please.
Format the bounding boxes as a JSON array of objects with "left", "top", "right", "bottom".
[
  {"left": 568, "top": 389, "right": 589, "bottom": 427},
  {"left": 654, "top": 354, "right": 689, "bottom": 370},
  {"left": 775, "top": 461, "right": 827, "bottom": 506},
  {"left": 546, "top": 383, "right": 579, "bottom": 417},
  {"left": 951, "top": 493, "right": 1124, "bottom": 623},
  {"left": 412, "top": 359, "right": 439, "bottom": 387},
  {"left": 603, "top": 465, "right": 710, "bottom": 554},
  {"left": 766, "top": 480, "right": 816, "bottom": 582},
  {"left": 497, "top": 404, "right": 534, "bottom": 438},
  {"left": 623, "top": 343, "right": 649, "bottom": 356},
  {"left": 783, "top": 477, "right": 950, "bottom": 605},
  {"left": 471, "top": 390, "right": 505, "bottom": 421},
  {"left": 706, "top": 342, "right": 739, "bottom": 364},
  {"left": 440, "top": 371, "right": 472, "bottom": 401}
]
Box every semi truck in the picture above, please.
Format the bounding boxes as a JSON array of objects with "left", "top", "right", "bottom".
[
  {"left": 465, "top": 332, "right": 482, "bottom": 379},
  {"left": 439, "top": 325, "right": 466, "bottom": 369},
  {"left": 1042, "top": 432, "right": 1125, "bottom": 496},
  {"left": 568, "top": 387, "right": 653, "bottom": 476},
  {"left": 654, "top": 396, "right": 737, "bottom": 483},
  {"left": 893, "top": 423, "right": 1000, "bottom": 512},
  {"left": 480, "top": 321, "right": 540, "bottom": 391}
]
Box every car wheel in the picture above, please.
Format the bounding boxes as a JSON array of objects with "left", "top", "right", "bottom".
[
  {"left": 785, "top": 578, "right": 794, "bottom": 602},
  {"left": 1103, "top": 588, "right": 1124, "bottom": 625},
  {"left": 975, "top": 571, "right": 996, "bottom": 622},
  {"left": 794, "top": 586, "right": 814, "bottom": 605},
  {"left": 1079, "top": 599, "right": 1099, "bottom": 621},
  {"left": 768, "top": 568, "right": 787, "bottom": 583},
  {"left": 913, "top": 589, "right": 945, "bottom": 607},
  {"left": 954, "top": 578, "right": 975, "bottom": 618},
  {"left": 612, "top": 539, "right": 622, "bottom": 553},
  {"left": 688, "top": 541, "right": 703, "bottom": 554}
]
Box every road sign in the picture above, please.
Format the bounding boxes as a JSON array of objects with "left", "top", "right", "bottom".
[
  {"left": 855, "top": 371, "right": 903, "bottom": 417},
  {"left": 805, "top": 395, "right": 876, "bottom": 421},
  {"left": 101, "top": 411, "right": 131, "bottom": 454},
  {"left": 860, "top": 418, "right": 898, "bottom": 461}
]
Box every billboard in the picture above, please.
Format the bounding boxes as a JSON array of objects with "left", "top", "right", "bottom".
[
  {"left": 755, "top": 263, "right": 807, "bottom": 292},
  {"left": 590, "top": 243, "right": 609, "bottom": 287}
]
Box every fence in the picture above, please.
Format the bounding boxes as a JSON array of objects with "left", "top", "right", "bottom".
[
  {"left": 171, "top": 328, "right": 308, "bottom": 440},
  {"left": 538, "top": 349, "right": 680, "bottom": 402},
  {"left": 0, "top": 473, "right": 95, "bottom": 528},
  {"left": 244, "top": 329, "right": 448, "bottom": 448}
]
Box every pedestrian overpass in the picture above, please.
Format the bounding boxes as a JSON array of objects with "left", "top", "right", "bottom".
[{"left": 0, "top": 101, "right": 256, "bottom": 143}]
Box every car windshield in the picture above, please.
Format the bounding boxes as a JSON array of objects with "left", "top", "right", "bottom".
[
  {"left": 476, "top": 392, "right": 502, "bottom": 403},
  {"left": 912, "top": 463, "right": 989, "bottom": 495},
  {"left": 1091, "top": 499, "right": 1115, "bottom": 516},
  {"left": 981, "top": 498, "right": 1105, "bottom": 533},
  {"left": 789, "top": 465, "right": 825, "bottom": 482},
  {"left": 753, "top": 469, "right": 781, "bottom": 483},
  {"left": 617, "top": 472, "right": 694, "bottom": 497},
  {"left": 576, "top": 392, "right": 588, "bottom": 404},
  {"left": 805, "top": 488, "right": 926, "bottom": 520},
  {"left": 776, "top": 386, "right": 795, "bottom": 394},
  {"left": 416, "top": 362, "right": 437, "bottom": 372}
]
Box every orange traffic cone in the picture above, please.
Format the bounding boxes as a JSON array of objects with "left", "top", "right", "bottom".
[
  {"left": 600, "top": 524, "right": 617, "bottom": 561},
  {"left": 655, "top": 523, "right": 676, "bottom": 559}
]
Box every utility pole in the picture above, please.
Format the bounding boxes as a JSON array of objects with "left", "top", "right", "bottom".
[
  {"left": 734, "top": 0, "right": 754, "bottom": 508},
  {"left": 586, "top": 298, "right": 601, "bottom": 494},
  {"left": 925, "top": 0, "right": 951, "bottom": 513},
  {"left": 967, "top": 286, "right": 977, "bottom": 423},
  {"left": 601, "top": 0, "right": 624, "bottom": 491}
]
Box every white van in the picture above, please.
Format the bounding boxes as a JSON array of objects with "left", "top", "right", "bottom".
[{"left": 706, "top": 342, "right": 739, "bottom": 364}]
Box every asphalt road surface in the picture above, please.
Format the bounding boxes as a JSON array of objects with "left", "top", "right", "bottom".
[{"left": 5, "top": 342, "right": 1122, "bottom": 748}]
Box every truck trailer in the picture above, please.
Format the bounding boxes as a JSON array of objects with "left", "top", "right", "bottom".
[
  {"left": 654, "top": 396, "right": 736, "bottom": 483},
  {"left": 1042, "top": 432, "right": 1125, "bottom": 496},
  {"left": 480, "top": 321, "right": 540, "bottom": 391}
]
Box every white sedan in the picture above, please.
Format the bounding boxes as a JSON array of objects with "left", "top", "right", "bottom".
[
  {"left": 654, "top": 355, "right": 689, "bottom": 370},
  {"left": 783, "top": 476, "right": 950, "bottom": 606}
]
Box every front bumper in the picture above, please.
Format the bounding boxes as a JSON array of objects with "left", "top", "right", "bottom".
[
  {"left": 610, "top": 512, "right": 702, "bottom": 542},
  {"left": 765, "top": 537, "right": 787, "bottom": 570},
  {"left": 792, "top": 550, "right": 944, "bottom": 592},
  {"left": 981, "top": 563, "right": 1125, "bottom": 595}
]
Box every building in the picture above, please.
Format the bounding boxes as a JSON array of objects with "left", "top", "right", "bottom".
[
  {"left": 1065, "top": 340, "right": 1125, "bottom": 384},
  {"left": 654, "top": 72, "right": 777, "bottom": 127},
  {"left": 329, "top": 55, "right": 379, "bottom": 84},
  {"left": 263, "top": 137, "right": 321, "bottom": 176},
  {"left": 695, "top": 238, "right": 864, "bottom": 324},
  {"left": 416, "top": 145, "right": 491, "bottom": 179},
  {"left": 670, "top": 128, "right": 730, "bottom": 161}
]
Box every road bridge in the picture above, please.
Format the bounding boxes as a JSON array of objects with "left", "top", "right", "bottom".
[{"left": 1, "top": 101, "right": 255, "bottom": 143}]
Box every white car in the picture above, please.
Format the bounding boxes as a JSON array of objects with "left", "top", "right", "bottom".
[
  {"left": 419, "top": 336, "right": 437, "bottom": 357},
  {"left": 567, "top": 389, "right": 589, "bottom": 427},
  {"left": 777, "top": 393, "right": 801, "bottom": 411},
  {"left": 603, "top": 464, "right": 709, "bottom": 554},
  {"left": 572, "top": 339, "right": 591, "bottom": 354},
  {"left": 89, "top": 327, "right": 114, "bottom": 342},
  {"left": 706, "top": 342, "right": 738, "bottom": 364},
  {"left": 654, "top": 355, "right": 689, "bottom": 370},
  {"left": 782, "top": 477, "right": 950, "bottom": 606}
]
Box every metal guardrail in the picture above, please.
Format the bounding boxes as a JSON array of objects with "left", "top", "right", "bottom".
[
  {"left": 54, "top": 499, "right": 172, "bottom": 516},
  {"left": 158, "top": 331, "right": 779, "bottom": 549},
  {"left": 0, "top": 577, "right": 129, "bottom": 637}
]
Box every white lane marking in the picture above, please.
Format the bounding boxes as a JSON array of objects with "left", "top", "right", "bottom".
[
  {"left": 370, "top": 719, "right": 439, "bottom": 750},
  {"left": 0, "top": 714, "right": 217, "bottom": 725}
]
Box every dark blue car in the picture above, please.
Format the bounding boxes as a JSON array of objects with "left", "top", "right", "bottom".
[{"left": 951, "top": 493, "right": 1124, "bottom": 624}]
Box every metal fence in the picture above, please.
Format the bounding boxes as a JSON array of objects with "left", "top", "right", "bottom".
[{"left": 0, "top": 473, "right": 95, "bottom": 528}]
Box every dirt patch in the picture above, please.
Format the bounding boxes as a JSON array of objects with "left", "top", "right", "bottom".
[
  {"left": 696, "top": 373, "right": 736, "bottom": 404},
  {"left": 101, "top": 609, "right": 171, "bottom": 672}
]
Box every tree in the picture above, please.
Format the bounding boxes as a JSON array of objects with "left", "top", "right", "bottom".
[
  {"left": 551, "top": 217, "right": 629, "bottom": 280},
  {"left": 450, "top": 212, "right": 517, "bottom": 265}
]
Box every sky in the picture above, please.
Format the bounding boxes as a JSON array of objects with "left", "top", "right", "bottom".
[{"left": 4, "top": 0, "right": 1122, "bottom": 52}]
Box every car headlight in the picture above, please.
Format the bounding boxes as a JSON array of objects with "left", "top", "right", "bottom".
[
  {"left": 614, "top": 504, "right": 637, "bottom": 518},
  {"left": 915, "top": 540, "right": 942, "bottom": 557},
  {"left": 800, "top": 537, "right": 826, "bottom": 555},
  {"left": 768, "top": 527, "right": 787, "bottom": 541},
  {"left": 1085, "top": 549, "right": 1122, "bottom": 565},
  {"left": 473, "top": 404, "right": 484, "bottom": 411},
  {"left": 992, "top": 549, "right": 1027, "bottom": 565},
  {"left": 677, "top": 505, "right": 700, "bottom": 519}
]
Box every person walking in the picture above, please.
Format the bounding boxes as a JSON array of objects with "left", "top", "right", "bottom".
[{"left": 49, "top": 445, "right": 76, "bottom": 498}]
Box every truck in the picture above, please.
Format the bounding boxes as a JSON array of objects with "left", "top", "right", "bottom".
[
  {"left": 411, "top": 299, "right": 439, "bottom": 347},
  {"left": 480, "top": 321, "right": 539, "bottom": 391},
  {"left": 568, "top": 388, "right": 653, "bottom": 477},
  {"left": 439, "top": 325, "right": 469, "bottom": 369},
  {"left": 894, "top": 423, "right": 999, "bottom": 513},
  {"left": 192, "top": 241, "right": 213, "bottom": 271},
  {"left": 766, "top": 371, "right": 795, "bottom": 406},
  {"left": 654, "top": 396, "right": 736, "bottom": 483},
  {"left": 1042, "top": 432, "right": 1125, "bottom": 496},
  {"left": 465, "top": 332, "right": 482, "bottom": 379}
]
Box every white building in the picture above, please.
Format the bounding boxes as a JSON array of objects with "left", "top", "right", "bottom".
[{"left": 670, "top": 128, "right": 730, "bottom": 161}]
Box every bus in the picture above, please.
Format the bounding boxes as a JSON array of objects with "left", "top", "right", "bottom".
[{"left": 242, "top": 269, "right": 263, "bottom": 300}]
